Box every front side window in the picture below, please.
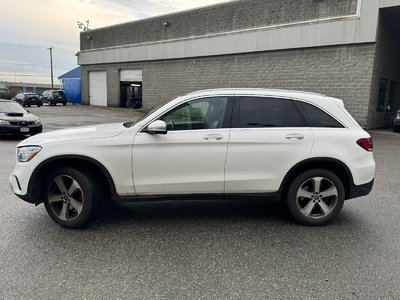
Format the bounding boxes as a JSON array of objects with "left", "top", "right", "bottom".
[
  {"left": 295, "top": 101, "right": 344, "bottom": 128},
  {"left": 161, "top": 97, "right": 228, "bottom": 131}
]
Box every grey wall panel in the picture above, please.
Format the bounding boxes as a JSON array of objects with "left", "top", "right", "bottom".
[{"left": 81, "top": 43, "right": 375, "bottom": 127}]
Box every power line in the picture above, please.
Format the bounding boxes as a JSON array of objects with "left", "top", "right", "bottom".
[
  {"left": 0, "top": 73, "right": 61, "bottom": 78},
  {"left": 0, "top": 42, "right": 45, "bottom": 48},
  {"left": 0, "top": 61, "right": 69, "bottom": 70},
  {"left": 53, "top": 47, "right": 76, "bottom": 55},
  {"left": 0, "top": 42, "right": 77, "bottom": 55}
]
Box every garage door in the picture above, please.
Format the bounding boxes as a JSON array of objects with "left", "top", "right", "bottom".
[{"left": 89, "top": 71, "right": 107, "bottom": 106}]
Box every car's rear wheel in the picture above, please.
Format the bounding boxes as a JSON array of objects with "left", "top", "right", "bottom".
[
  {"left": 62, "top": 102, "right": 67, "bottom": 106},
  {"left": 286, "top": 169, "right": 345, "bottom": 225},
  {"left": 43, "top": 167, "right": 103, "bottom": 228}
]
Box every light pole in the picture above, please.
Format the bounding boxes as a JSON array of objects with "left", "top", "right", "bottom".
[{"left": 47, "top": 47, "right": 53, "bottom": 89}]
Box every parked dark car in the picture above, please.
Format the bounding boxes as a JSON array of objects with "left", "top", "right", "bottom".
[
  {"left": 12, "top": 93, "right": 42, "bottom": 107},
  {"left": 0, "top": 100, "right": 42, "bottom": 136},
  {"left": 41, "top": 90, "right": 67, "bottom": 106},
  {"left": 394, "top": 109, "right": 400, "bottom": 132}
]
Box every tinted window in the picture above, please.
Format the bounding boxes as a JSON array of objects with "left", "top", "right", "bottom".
[
  {"left": 53, "top": 91, "right": 65, "bottom": 97},
  {"left": 239, "top": 97, "right": 283, "bottom": 127},
  {"left": 295, "top": 101, "right": 344, "bottom": 128},
  {"left": 238, "top": 97, "right": 307, "bottom": 128},
  {"left": 161, "top": 97, "right": 228, "bottom": 131},
  {"left": 284, "top": 100, "right": 307, "bottom": 127}
]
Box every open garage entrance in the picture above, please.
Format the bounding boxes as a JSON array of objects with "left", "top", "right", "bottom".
[
  {"left": 370, "top": 7, "right": 400, "bottom": 128},
  {"left": 120, "top": 70, "right": 142, "bottom": 108}
]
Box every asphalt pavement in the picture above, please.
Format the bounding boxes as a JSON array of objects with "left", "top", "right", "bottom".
[{"left": 1, "top": 104, "right": 400, "bottom": 299}]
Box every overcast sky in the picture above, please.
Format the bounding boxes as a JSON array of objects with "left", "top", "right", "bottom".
[{"left": 0, "top": 0, "right": 228, "bottom": 84}]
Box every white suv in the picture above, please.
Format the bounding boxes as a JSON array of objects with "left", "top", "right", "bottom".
[{"left": 10, "top": 89, "right": 375, "bottom": 228}]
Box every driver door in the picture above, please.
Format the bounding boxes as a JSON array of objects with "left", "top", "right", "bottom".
[{"left": 132, "top": 96, "right": 232, "bottom": 195}]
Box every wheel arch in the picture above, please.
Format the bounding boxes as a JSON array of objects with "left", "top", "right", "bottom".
[
  {"left": 279, "top": 158, "right": 354, "bottom": 200},
  {"left": 28, "top": 155, "right": 117, "bottom": 205}
]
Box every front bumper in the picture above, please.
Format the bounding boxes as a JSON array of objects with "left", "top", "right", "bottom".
[
  {"left": 0, "top": 124, "right": 42, "bottom": 135},
  {"left": 10, "top": 158, "right": 43, "bottom": 204}
]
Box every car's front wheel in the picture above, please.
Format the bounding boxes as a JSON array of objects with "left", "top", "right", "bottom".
[
  {"left": 286, "top": 169, "right": 345, "bottom": 225},
  {"left": 43, "top": 167, "right": 103, "bottom": 228}
]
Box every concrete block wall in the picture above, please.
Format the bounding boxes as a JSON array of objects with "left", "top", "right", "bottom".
[
  {"left": 81, "top": 0, "right": 358, "bottom": 51},
  {"left": 81, "top": 43, "right": 375, "bottom": 128}
]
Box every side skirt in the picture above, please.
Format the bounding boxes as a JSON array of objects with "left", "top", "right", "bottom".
[{"left": 112, "top": 192, "right": 282, "bottom": 203}]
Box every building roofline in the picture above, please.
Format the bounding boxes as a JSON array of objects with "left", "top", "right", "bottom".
[{"left": 81, "top": 0, "right": 238, "bottom": 34}]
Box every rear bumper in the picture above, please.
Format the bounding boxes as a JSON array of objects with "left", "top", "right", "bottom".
[
  {"left": 24, "top": 98, "right": 42, "bottom": 106},
  {"left": 348, "top": 178, "right": 374, "bottom": 200}
]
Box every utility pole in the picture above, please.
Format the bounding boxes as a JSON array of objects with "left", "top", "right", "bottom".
[{"left": 47, "top": 47, "right": 54, "bottom": 89}]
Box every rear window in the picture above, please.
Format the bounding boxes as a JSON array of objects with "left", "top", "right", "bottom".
[
  {"left": 295, "top": 101, "right": 344, "bottom": 128},
  {"left": 53, "top": 91, "right": 65, "bottom": 97}
]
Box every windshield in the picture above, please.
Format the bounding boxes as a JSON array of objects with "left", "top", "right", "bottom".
[
  {"left": 0, "top": 102, "right": 27, "bottom": 114},
  {"left": 123, "top": 96, "right": 183, "bottom": 128},
  {"left": 123, "top": 107, "right": 159, "bottom": 128}
]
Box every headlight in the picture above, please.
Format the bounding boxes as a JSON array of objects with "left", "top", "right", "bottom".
[
  {"left": 0, "top": 120, "right": 10, "bottom": 126},
  {"left": 34, "top": 119, "right": 41, "bottom": 125},
  {"left": 17, "top": 146, "right": 42, "bottom": 162}
]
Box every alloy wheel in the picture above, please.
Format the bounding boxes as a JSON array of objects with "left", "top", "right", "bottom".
[
  {"left": 295, "top": 176, "right": 338, "bottom": 219},
  {"left": 47, "top": 175, "right": 84, "bottom": 221}
]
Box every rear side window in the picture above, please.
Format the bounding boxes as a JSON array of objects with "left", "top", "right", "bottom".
[
  {"left": 238, "top": 97, "right": 307, "bottom": 128},
  {"left": 295, "top": 101, "right": 344, "bottom": 128},
  {"left": 239, "top": 97, "right": 283, "bottom": 127}
]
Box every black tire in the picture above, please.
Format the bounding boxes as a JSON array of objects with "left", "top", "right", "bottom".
[
  {"left": 286, "top": 169, "right": 345, "bottom": 226},
  {"left": 43, "top": 167, "right": 103, "bottom": 228},
  {"left": 62, "top": 102, "right": 67, "bottom": 106}
]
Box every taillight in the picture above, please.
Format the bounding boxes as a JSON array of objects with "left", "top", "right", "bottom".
[{"left": 357, "top": 138, "right": 373, "bottom": 152}]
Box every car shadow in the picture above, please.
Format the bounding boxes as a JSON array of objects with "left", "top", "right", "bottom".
[
  {"left": 0, "top": 135, "right": 29, "bottom": 141},
  {"left": 93, "top": 199, "right": 293, "bottom": 227}
]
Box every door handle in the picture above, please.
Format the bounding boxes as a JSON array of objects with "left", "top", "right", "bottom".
[
  {"left": 285, "top": 133, "right": 304, "bottom": 140},
  {"left": 203, "top": 134, "right": 223, "bottom": 140}
]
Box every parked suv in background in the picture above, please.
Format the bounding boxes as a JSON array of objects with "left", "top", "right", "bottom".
[
  {"left": 393, "top": 109, "right": 400, "bottom": 132},
  {"left": 12, "top": 93, "right": 42, "bottom": 107},
  {"left": 10, "top": 89, "right": 375, "bottom": 228},
  {"left": 41, "top": 90, "right": 67, "bottom": 106}
]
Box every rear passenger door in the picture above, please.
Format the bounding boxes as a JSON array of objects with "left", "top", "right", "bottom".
[{"left": 225, "top": 96, "right": 314, "bottom": 193}]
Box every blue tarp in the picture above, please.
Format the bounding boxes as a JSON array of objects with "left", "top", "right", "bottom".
[
  {"left": 58, "top": 67, "right": 81, "bottom": 104},
  {"left": 58, "top": 67, "right": 81, "bottom": 80},
  {"left": 62, "top": 78, "right": 81, "bottom": 104}
]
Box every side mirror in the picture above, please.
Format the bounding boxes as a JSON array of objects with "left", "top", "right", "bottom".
[{"left": 146, "top": 120, "right": 167, "bottom": 134}]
